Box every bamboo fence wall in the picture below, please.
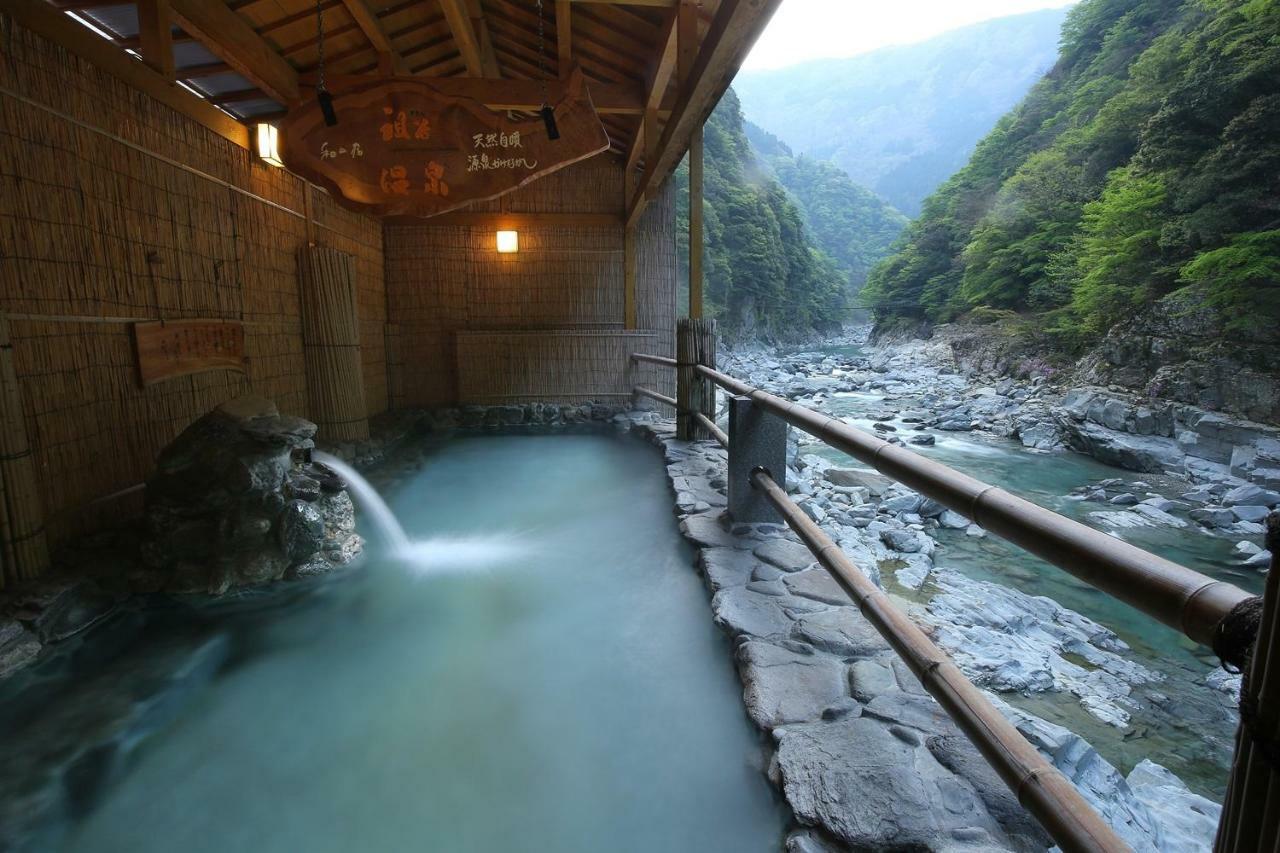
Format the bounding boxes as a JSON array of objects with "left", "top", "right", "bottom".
[
  {"left": 0, "top": 14, "right": 387, "bottom": 549},
  {"left": 385, "top": 161, "right": 677, "bottom": 407},
  {"left": 298, "top": 247, "right": 369, "bottom": 441}
]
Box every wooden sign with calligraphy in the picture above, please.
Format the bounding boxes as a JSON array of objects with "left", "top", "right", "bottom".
[
  {"left": 132, "top": 320, "right": 247, "bottom": 387},
  {"left": 280, "top": 68, "right": 611, "bottom": 218}
]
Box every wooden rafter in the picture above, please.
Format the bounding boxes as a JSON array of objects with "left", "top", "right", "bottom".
[
  {"left": 623, "top": 7, "right": 677, "bottom": 189},
  {"left": 135, "top": 0, "right": 175, "bottom": 80},
  {"left": 466, "top": 0, "right": 502, "bottom": 77},
  {"left": 340, "top": 0, "right": 408, "bottom": 72},
  {"left": 170, "top": 0, "right": 300, "bottom": 104},
  {"left": 438, "top": 0, "right": 486, "bottom": 77},
  {"left": 556, "top": 0, "right": 571, "bottom": 76}
]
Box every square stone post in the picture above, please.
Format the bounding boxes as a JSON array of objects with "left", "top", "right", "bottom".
[{"left": 728, "top": 395, "right": 787, "bottom": 524}]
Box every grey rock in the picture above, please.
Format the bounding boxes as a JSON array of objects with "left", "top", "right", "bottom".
[
  {"left": 700, "top": 548, "right": 758, "bottom": 590},
  {"left": 1190, "top": 508, "right": 1235, "bottom": 529},
  {"left": 712, "top": 587, "right": 794, "bottom": 641},
  {"left": 1224, "top": 484, "right": 1280, "bottom": 507},
  {"left": 754, "top": 538, "right": 816, "bottom": 572},
  {"left": 1231, "top": 505, "right": 1270, "bottom": 523},
  {"left": 791, "top": 609, "right": 888, "bottom": 658},
  {"left": 1108, "top": 493, "right": 1138, "bottom": 506},
  {"left": 738, "top": 641, "right": 848, "bottom": 727},
  {"left": 823, "top": 469, "right": 891, "bottom": 495},
  {"left": 679, "top": 512, "right": 743, "bottom": 549},
  {"left": 926, "top": 735, "right": 1052, "bottom": 850},
  {"left": 278, "top": 500, "right": 325, "bottom": 563},
  {"left": 849, "top": 658, "right": 898, "bottom": 702},
  {"left": 0, "top": 619, "right": 41, "bottom": 679},
  {"left": 882, "top": 494, "right": 923, "bottom": 514},
  {"left": 783, "top": 569, "right": 851, "bottom": 606},
  {"left": 879, "top": 528, "right": 930, "bottom": 554}
]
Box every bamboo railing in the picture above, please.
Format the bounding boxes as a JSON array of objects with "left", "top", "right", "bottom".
[{"left": 631, "top": 342, "right": 1268, "bottom": 852}]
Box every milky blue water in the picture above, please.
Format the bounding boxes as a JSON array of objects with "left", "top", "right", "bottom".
[{"left": 44, "top": 432, "right": 784, "bottom": 853}]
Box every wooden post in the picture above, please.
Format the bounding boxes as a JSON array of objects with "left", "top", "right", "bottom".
[
  {"left": 1215, "top": 512, "right": 1280, "bottom": 850},
  {"left": 0, "top": 316, "right": 49, "bottom": 588},
  {"left": 136, "top": 0, "right": 175, "bottom": 80},
  {"left": 688, "top": 127, "right": 704, "bottom": 319},
  {"left": 677, "top": 317, "right": 715, "bottom": 440},
  {"left": 624, "top": 225, "right": 637, "bottom": 330},
  {"left": 298, "top": 247, "right": 370, "bottom": 442}
]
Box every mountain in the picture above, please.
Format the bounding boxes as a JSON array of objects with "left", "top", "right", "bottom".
[
  {"left": 674, "top": 89, "right": 846, "bottom": 339},
  {"left": 864, "top": 0, "right": 1280, "bottom": 349},
  {"left": 745, "top": 122, "right": 909, "bottom": 293},
  {"left": 734, "top": 7, "right": 1072, "bottom": 216}
]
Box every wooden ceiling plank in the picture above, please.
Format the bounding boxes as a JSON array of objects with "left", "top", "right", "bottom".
[
  {"left": 466, "top": 0, "right": 502, "bottom": 77},
  {"left": 340, "top": 0, "right": 408, "bottom": 72},
  {"left": 3, "top": 0, "right": 248, "bottom": 147},
  {"left": 136, "top": 0, "right": 175, "bottom": 80},
  {"left": 438, "top": 0, "right": 485, "bottom": 76},
  {"left": 296, "top": 73, "right": 647, "bottom": 114},
  {"left": 627, "top": 0, "right": 784, "bottom": 226},
  {"left": 170, "top": 0, "right": 300, "bottom": 104}
]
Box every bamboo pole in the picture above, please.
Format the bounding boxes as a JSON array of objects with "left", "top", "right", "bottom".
[
  {"left": 750, "top": 468, "right": 1130, "bottom": 852},
  {"left": 297, "top": 247, "right": 370, "bottom": 442},
  {"left": 1215, "top": 513, "right": 1280, "bottom": 851},
  {"left": 0, "top": 316, "right": 50, "bottom": 588},
  {"left": 695, "top": 362, "right": 1255, "bottom": 652}
]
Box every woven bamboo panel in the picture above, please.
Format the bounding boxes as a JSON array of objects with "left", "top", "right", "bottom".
[
  {"left": 456, "top": 331, "right": 658, "bottom": 403},
  {"left": 635, "top": 180, "right": 678, "bottom": 399},
  {"left": 298, "top": 246, "right": 369, "bottom": 441},
  {"left": 0, "top": 16, "right": 387, "bottom": 546}
]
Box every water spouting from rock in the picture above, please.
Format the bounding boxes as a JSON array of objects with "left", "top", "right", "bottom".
[{"left": 313, "top": 451, "right": 409, "bottom": 551}]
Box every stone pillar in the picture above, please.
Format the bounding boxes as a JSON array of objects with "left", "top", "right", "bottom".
[{"left": 728, "top": 395, "right": 787, "bottom": 524}]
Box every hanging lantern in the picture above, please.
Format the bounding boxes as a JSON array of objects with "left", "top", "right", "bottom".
[
  {"left": 496, "top": 230, "right": 519, "bottom": 254},
  {"left": 255, "top": 123, "right": 284, "bottom": 167}
]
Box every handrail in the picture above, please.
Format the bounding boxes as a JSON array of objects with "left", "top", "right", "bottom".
[
  {"left": 633, "top": 385, "right": 677, "bottom": 409},
  {"left": 694, "top": 413, "right": 728, "bottom": 447},
  {"left": 631, "top": 352, "right": 678, "bottom": 368},
  {"left": 750, "top": 467, "right": 1130, "bottom": 852},
  {"left": 695, "top": 363, "right": 1254, "bottom": 654}
]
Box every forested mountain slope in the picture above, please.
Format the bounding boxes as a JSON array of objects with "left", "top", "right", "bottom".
[
  {"left": 734, "top": 8, "right": 1069, "bottom": 216},
  {"left": 745, "top": 122, "right": 908, "bottom": 293},
  {"left": 865, "top": 0, "right": 1280, "bottom": 349},
  {"left": 673, "top": 90, "right": 846, "bottom": 339}
]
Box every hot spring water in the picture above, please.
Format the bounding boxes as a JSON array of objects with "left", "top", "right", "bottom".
[{"left": 10, "top": 432, "right": 783, "bottom": 853}]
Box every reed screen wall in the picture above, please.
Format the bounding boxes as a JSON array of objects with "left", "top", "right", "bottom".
[
  {"left": 385, "top": 160, "right": 678, "bottom": 407},
  {"left": 0, "top": 14, "right": 387, "bottom": 546}
]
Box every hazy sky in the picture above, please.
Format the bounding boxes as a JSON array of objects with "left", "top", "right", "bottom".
[{"left": 744, "top": 0, "right": 1077, "bottom": 70}]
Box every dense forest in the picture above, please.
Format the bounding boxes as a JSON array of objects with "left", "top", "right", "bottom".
[
  {"left": 672, "top": 89, "right": 847, "bottom": 338},
  {"left": 734, "top": 8, "right": 1068, "bottom": 216},
  {"left": 745, "top": 123, "right": 908, "bottom": 293},
  {"left": 865, "top": 0, "right": 1280, "bottom": 347}
]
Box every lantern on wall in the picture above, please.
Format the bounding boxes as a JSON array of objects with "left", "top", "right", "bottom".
[
  {"left": 256, "top": 123, "right": 284, "bottom": 167},
  {"left": 496, "top": 230, "right": 519, "bottom": 254}
]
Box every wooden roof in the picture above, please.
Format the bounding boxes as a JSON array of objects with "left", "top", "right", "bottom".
[{"left": 15, "top": 0, "right": 782, "bottom": 220}]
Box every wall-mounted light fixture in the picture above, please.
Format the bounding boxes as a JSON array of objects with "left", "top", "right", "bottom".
[
  {"left": 496, "top": 230, "right": 519, "bottom": 254},
  {"left": 256, "top": 123, "right": 284, "bottom": 167}
]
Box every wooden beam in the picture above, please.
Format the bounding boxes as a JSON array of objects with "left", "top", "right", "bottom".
[
  {"left": 340, "top": 0, "right": 407, "bottom": 73},
  {"left": 1, "top": 0, "right": 248, "bottom": 147},
  {"left": 136, "top": 0, "right": 174, "bottom": 80},
  {"left": 627, "top": 0, "right": 783, "bottom": 228},
  {"left": 466, "top": 0, "right": 502, "bottom": 77},
  {"left": 170, "top": 0, "right": 300, "bottom": 105},
  {"left": 385, "top": 212, "right": 623, "bottom": 227},
  {"left": 297, "top": 73, "right": 656, "bottom": 114},
  {"left": 623, "top": 9, "right": 677, "bottom": 191},
  {"left": 570, "top": 0, "right": 675, "bottom": 6},
  {"left": 688, "top": 126, "right": 703, "bottom": 319},
  {"left": 677, "top": 0, "right": 697, "bottom": 81},
  {"left": 555, "top": 0, "right": 571, "bottom": 77},
  {"left": 438, "top": 0, "right": 486, "bottom": 77}
]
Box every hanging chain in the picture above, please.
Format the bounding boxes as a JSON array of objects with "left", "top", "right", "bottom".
[
  {"left": 316, "top": 0, "right": 327, "bottom": 92},
  {"left": 536, "top": 0, "right": 549, "bottom": 106}
]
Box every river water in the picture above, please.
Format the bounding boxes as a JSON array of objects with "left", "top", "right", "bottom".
[
  {"left": 797, "top": 343, "right": 1259, "bottom": 800},
  {"left": 28, "top": 432, "right": 784, "bottom": 853}
]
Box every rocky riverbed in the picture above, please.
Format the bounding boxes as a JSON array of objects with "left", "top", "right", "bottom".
[{"left": 617, "top": 326, "right": 1277, "bottom": 851}]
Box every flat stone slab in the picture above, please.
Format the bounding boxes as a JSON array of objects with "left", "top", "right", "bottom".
[
  {"left": 712, "top": 586, "right": 794, "bottom": 641},
  {"left": 680, "top": 512, "right": 746, "bottom": 549},
  {"left": 754, "top": 538, "right": 816, "bottom": 572},
  {"left": 699, "top": 547, "right": 758, "bottom": 591},
  {"left": 777, "top": 716, "right": 1016, "bottom": 850},
  {"left": 738, "top": 641, "right": 848, "bottom": 728},
  {"left": 783, "top": 569, "right": 852, "bottom": 606},
  {"left": 791, "top": 608, "right": 888, "bottom": 658}
]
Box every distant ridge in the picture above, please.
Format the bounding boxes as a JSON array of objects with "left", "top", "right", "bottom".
[{"left": 734, "top": 6, "right": 1071, "bottom": 216}]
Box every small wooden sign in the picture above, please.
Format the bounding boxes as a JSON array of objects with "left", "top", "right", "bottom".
[
  {"left": 280, "top": 67, "right": 611, "bottom": 218},
  {"left": 133, "top": 320, "right": 247, "bottom": 387}
]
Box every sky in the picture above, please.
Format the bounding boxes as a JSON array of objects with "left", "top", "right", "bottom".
[{"left": 743, "top": 0, "right": 1077, "bottom": 70}]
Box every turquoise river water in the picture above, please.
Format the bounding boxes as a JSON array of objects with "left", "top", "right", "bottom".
[{"left": 13, "top": 432, "right": 785, "bottom": 853}]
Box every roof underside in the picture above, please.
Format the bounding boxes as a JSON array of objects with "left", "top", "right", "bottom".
[{"left": 51, "top": 0, "right": 723, "bottom": 163}]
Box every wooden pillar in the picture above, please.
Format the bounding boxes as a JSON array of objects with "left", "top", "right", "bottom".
[
  {"left": 688, "top": 127, "right": 704, "bottom": 319},
  {"left": 136, "top": 0, "right": 175, "bottom": 80},
  {"left": 1215, "top": 512, "right": 1280, "bottom": 850},
  {"left": 676, "top": 317, "right": 715, "bottom": 440},
  {"left": 0, "top": 316, "right": 49, "bottom": 589},
  {"left": 298, "top": 247, "right": 370, "bottom": 442},
  {"left": 624, "top": 225, "right": 637, "bottom": 330}
]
